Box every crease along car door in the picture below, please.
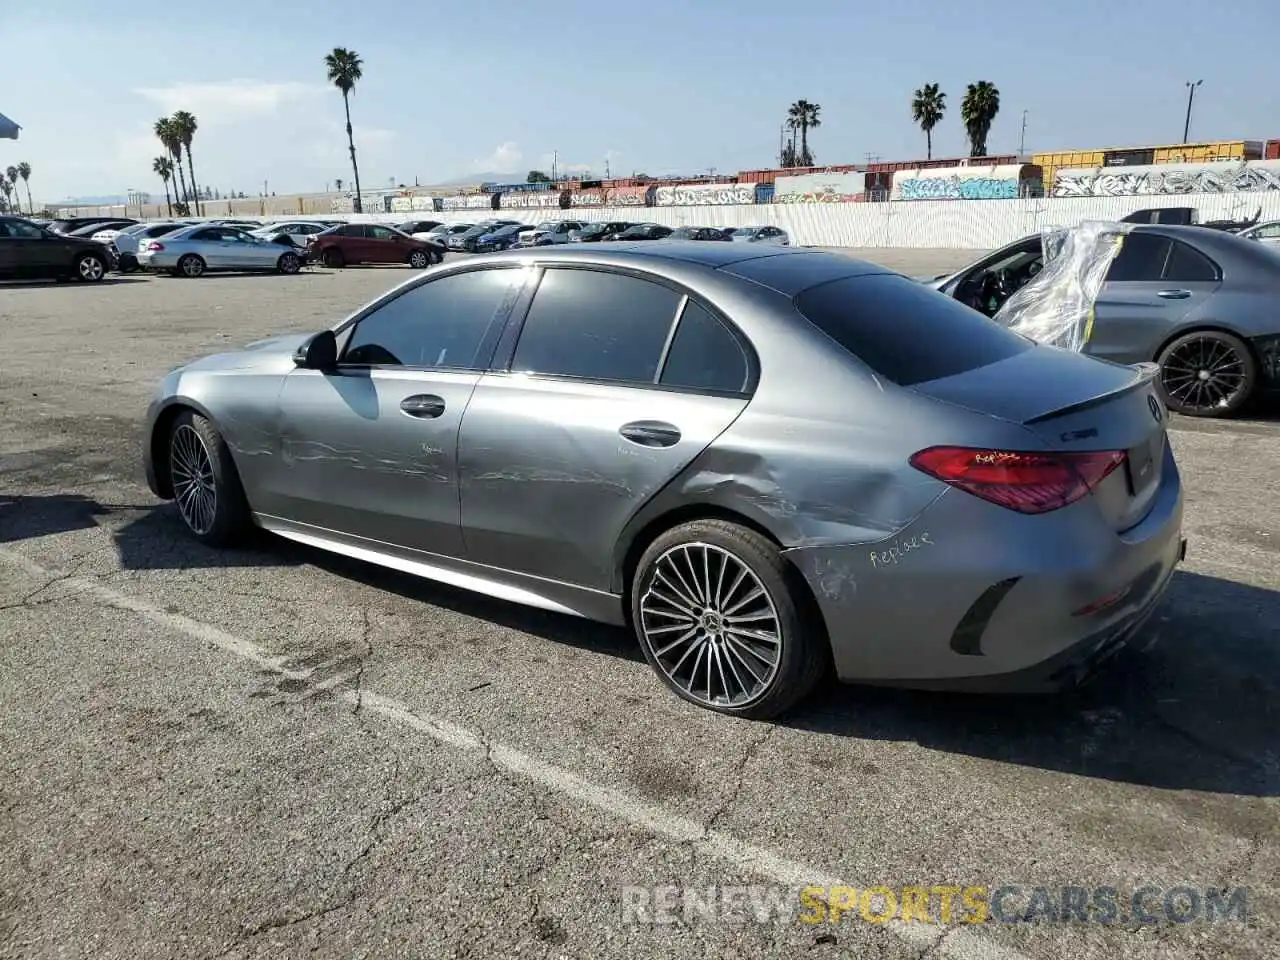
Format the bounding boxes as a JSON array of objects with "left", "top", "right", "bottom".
[
  {"left": 263, "top": 266, "right": 527, "bottom": 555},
  {"left": 1088, "top": 233, "right": 1222, "bottom": 364},
  {"left": 457, "top": 267, "right": 753, "bottom": 591}
]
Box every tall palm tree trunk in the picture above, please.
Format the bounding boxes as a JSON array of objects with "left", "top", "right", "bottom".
[
  {"left": 800, "top": 124, "right": 809, "bottom": 165},
  {"left": 926, "top": 130, "right": 932, "bottom": 160},
  {"left": 24, "top": 183, "right": 33, "bottom": 216},
  {"left": 163, "top": 179, "right": 173, "bottom": 218},
  {"left": 185, "top": 149, "right": 202, "bottom": 216},
  {"left": 174, "top": 157, "right": 190, "bottom": 211},
  {"left": 343, "top": 91, "right": 363, "bottom": 214}
]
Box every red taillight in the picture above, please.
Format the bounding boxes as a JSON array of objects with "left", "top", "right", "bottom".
[
  {"left": 147, "top": 241, "right": 165, "bottom": 251},
  {"left": 909, "top": 446, "right": 1126, "bottom": 515}
]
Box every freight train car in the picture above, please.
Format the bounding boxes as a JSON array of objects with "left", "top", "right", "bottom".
[
  {"left": 863, "top": 155, "right": 1018, "bottom": 201},
  {"left": 890, "top": 163, "right": 1043, "bottom": 201},
  {"left": 1034, "top": 140, "right": 1264, "bottom": 196},
  {"left": 440, "top": 193, "right": 501, "bottom": 211},
  {"left": 498, "top": 190, "right": 568, "bottom": 209},
  {"left": 653, "top": 181, "right": 771, "bottom": 206},
  {"left": 1050, "top": 158, "right": 1280, "bottom": 198},
  {"left": 773, "top": 171, "right": 865, "bottom": 202}
]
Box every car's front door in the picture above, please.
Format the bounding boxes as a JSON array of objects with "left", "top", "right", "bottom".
[
  {"left": 261, "top": 265, "right": 527, "bottom": 556},
  {"left": 1087, "top": 233, "right": 1222, "bottom": 364},
  {"left": 363, "top": 224, "right": 402, "bottom": 263},
  {"left": 457, "top": 266, "right": 754, "bottom": 591}
]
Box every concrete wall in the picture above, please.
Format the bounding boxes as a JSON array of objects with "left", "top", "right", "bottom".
[{"left": 69, "top": 191, "right": 1280, "bottom": 249}]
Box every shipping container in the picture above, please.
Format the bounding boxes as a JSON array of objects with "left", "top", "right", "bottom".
[
  {"left": 1268, "top": 140, "right": 1280, "bottom": 161},
  {"left": 1152, "top": 140, "right": 1262, "bottom": 164}
]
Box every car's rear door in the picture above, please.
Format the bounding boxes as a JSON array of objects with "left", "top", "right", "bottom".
[
  {"left": 263, "top": 265, "right": 527, "bottom": 556},
  {"left": 1087, "top": 232, "right": 1222, "bottom": 365},
  {"left": 457, "top": 265, "right": 754, "bottom": 591}
]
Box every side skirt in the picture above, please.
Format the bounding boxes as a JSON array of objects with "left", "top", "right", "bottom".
[{"left": 254, "top": 514, "right": 627, "bottom": 625}]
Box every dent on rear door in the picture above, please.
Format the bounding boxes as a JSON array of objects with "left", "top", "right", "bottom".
[{"left": 457, "top": 376, "right": 747, "bottom": 591}]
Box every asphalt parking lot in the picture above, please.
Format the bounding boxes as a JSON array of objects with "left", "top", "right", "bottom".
[{"left": 1, "top": 250, "right": 1277, "bottom": 960}]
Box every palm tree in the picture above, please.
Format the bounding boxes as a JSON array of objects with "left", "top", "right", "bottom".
[
  {"left": 911, "top": 83, "right": 947, "bottom": 160},
  {"left": 324, "top": 47, "right": 365, "bottom": 213},
  {"left": 171, "top": 111, "right": 202, "bottom": 216},
  {"left": 4, "top": 166, "right": 17, "bottom": 213},
  {"left": 0, "top": 175, "right": 12, "bottom": 213},
  {"left": 961, "top": 81, "right": 1001, "bottom": 158},
  {"left": 334, "top": 177, "right": 343, "bottom": 192},
  {"left": 153, "top": 156, "right": 175, "bottom": 217},
  {"left": 16, "top": 162, "right": 32, "bottom": 215},
  {"left": 155, "top": 117, "right": 190, "bottom": 213},
  {"left": 787, "top": 100, "right": 821, "bottom": 167}
]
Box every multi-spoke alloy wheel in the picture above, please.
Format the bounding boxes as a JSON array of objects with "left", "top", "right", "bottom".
[
  {"left": 1158, "top": 331, "right": 1256, "bottom": 418},
  {"left": 77, "top": 253, "right": 105, "bottom": 282},
  {"left": 170, "top": 424, "right": 217, "bottom": 535},
  {"left": 640, "top": 542, "right": 783, "bottom": 708},
  {"left": 632, "top": 520, "right": 828, "bottom": 719}
]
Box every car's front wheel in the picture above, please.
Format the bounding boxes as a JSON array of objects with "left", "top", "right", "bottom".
[
  {"left": 322, "top": 247, "right": 344, "bottom": 268},
  {"left": 277, "top": 252, "right": 301, "bottom": 274},
  {"left": 630, "top": 520, "right": 828, "bottom": 719},
  {"left": 76, "top": 251, "right": 107, "bottom": 282},
  {"left": 408, "top": 249, "right": 430, "bottom": 269},
  {"left": 167, "top": 410, "right": 251, "bottom": 547},
  {"left": 1156, "top": 330, "right": 1257, "bottom": 418}
]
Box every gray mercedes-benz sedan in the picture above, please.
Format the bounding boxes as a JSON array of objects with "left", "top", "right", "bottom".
[{"left": 144, "top": 243, "right": 1186, "bottom": 719}]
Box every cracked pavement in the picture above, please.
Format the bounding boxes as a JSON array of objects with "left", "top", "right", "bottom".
[{"left": 1, "top": 252, "right": 1278, "bottom": 959}]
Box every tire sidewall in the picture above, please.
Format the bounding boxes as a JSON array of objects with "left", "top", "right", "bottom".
[
  {"left": 1157, "top": 331, "right": 1257, "bottom": 417},
  {"left": 409, "top": 250, "right": 429, "bottom": 269},
  {"left": 630, "top": 520, "right": 822, "bottom": 719},
  {"left": 278, "top": 252, "right": 300, "bottom": 274},
  {"left": 179, "top": 254, "right": 205, "bottom": 278}
]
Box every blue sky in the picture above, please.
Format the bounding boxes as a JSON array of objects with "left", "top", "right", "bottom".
[{"left": 3, "top": 0, "right": 1279, "bottom": 202}]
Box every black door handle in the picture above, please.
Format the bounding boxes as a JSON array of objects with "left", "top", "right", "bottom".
[
  {"left": 399, "top": 394, "right": 446, "bottom": 419},
  {"left": 619, "top": 420, "right": 681, "bottom": 448},
  {"left": 1156, "top": 289, "right": 1192, "bottom": 299}
]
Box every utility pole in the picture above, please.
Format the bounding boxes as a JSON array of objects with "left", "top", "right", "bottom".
[
  {"left": 552, "top": 151, "right": 558, "bottom": 181},
  {"left": 605, "top": 156, "right": 611, "bottom": 179},
  {"left": 1183, "top": 80, "right": 1203, "bottom": 144},
  {"left": 1019, "top": 110, "right": 1028, "bottom": 156}
]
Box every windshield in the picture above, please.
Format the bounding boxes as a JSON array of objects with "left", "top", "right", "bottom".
[
  {"left": 578, "top": 223, "right": 608, "bottom": 235},
  {"left": 730, "top": 227, "right": 759, "bottom": 237}
]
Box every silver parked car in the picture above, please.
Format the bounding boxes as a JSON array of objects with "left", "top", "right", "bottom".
[
  {"left": 137, "top": 223, "right": 305, "bottom": 277},
  {"left": 933, "top": 224, "right": 1280, "bottom": 417},
  {"left": 1236, "top": 219, "right": 1280, "bottom": 248},
  {"left": 727, "top": 225, "right": 790, "bottom": 246},
  {"left": 143, "top": 243, "right": 1185, "bottom": 718},
  {"left": 516, "top": 220, "right": 586, "bottom": 247}
]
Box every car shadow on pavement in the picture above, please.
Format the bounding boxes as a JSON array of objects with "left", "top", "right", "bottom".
[
  {"left": 0, "top": 277, "right": 150, "bottom": 289},
  {"left": 787, "top": 569, "right": 1280, "bottom": 796}
]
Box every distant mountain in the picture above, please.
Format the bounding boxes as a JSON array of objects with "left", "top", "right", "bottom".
[{"left": 430, "top": 172, "right": 524, "bottom": 187}]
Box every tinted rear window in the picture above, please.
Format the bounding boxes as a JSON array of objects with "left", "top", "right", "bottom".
[{"left": 794, "top": 274, "right": 1032, "bottom": 386}]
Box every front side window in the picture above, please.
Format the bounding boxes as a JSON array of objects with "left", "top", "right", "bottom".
[
  {"left": 342, "top": 268, "right": 520, "bottom": 369},
  {"left": 511, "top": 268, "right": 683, "bottom": 384}
]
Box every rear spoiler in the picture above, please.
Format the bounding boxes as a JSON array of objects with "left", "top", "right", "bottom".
[{"left": 1024, "top": 362, "right": 1159, "bottom": 425}]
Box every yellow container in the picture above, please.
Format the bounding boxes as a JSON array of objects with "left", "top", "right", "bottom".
[
  {"left": 1032, "top": 149, "right": 1106, "bottom": 193},
  {"left": 1152, "top": 140, "right": 1260, "bottom": 164}
]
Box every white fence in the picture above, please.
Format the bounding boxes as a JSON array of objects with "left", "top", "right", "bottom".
[{"left": 342, "top": 192, "right": 1280, "bottom": 249}]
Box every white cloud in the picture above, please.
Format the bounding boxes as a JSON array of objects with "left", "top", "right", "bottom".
[
  {"left": 133, "top": 79, "right": 324, "bottom": 124},
  {"left": 474, "top": 141, "right": 522, "bottom": 173}
]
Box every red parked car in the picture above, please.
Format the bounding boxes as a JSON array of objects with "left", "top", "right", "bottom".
[{"left": 307, "top": 223, "right": 444, "bottom": 268}]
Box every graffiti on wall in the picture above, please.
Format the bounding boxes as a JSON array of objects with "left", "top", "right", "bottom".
[
  {"left": 571, "top": 190, "right": 607, "bottom": 206},
  {"left": 654, "top": 183, "right": 758, "bottom": 206},
  {"left": 499, "top": 191, "right": 566, "bottom": 209},
  {"left": 1052, "top": 163, "right": 1280, "bottom": 197},
  {"left": 774, "top": 172, "right": 864, "bottom": 203},
  {"left": 608, "top": 186, "right": 653, "bottom": 206},
  {"left": 441, "top": 194, "right": 497, "bottom": 210},
  {"left": 899, "top": 176, "right": 1023, "bottom": 201}
]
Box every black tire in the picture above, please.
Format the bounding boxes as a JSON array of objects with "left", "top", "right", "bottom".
[
  {"left": 177, "top": 254, "right": 206, "bottom": 278},
  {"left": 630, "top": 519, "right": 828, "bottom": 720},
  {"left": 1156, "top": 330, "right": 1257, "bottom": 418},
  {"left": 76, "top": 251, "right": 107, "bottom": 283},
  {"left": 277, "top": 252, "right": 301, "bottom": 275},
  {"left": 431, "top": 248, "right": 445, "bottom": 264},
  {"left": 408, "top": 249, "right": 430, "bottom": 269},
  {"left": 322, "top": 247, "right": 344, "bottom": 268},
  {"left": 167, "top": 410, "right": 252, "bottom": 548}
]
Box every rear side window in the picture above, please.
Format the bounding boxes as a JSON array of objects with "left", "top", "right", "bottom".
[
  {"left": 511, "top": 268, "right": 683, "bottom": 384},
  {"left": 1163, "top": 240, "right": 1218, "bottom": 281},
  {"left": 660, "top": 301, "right": 750, "bottom": 394},
  {"left": 794, "top": 274, "right": 1031, "bottom": 386},
  {"left": 1106, "top": 234, "right": 1171, "bottom": 281}
]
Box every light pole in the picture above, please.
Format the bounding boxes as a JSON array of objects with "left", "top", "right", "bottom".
[{"left": 1183, "top": 80, "right": 1202, "bottom": 144}]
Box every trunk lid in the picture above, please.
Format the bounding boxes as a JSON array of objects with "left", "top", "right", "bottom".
[{"left": 912, "top": 346, "right": 1169, "bottom": 532}]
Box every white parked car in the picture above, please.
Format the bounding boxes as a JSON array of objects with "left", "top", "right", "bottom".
[
  {"left": 1237, "top": 219, "right": 1280, "bottom": 248},
  {"left": 727, "top": 225, "right": 790, "bottom": 246},
  {"left": 250, "top": 221, "right": 330, "bottom": 247},
  {"left": 515, "top": 220, "right": 586, "bottom": 247}
]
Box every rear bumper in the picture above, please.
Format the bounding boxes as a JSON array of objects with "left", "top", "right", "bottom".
[{"left": 784, "top": 441, "right": 1185, "bottom": 691}]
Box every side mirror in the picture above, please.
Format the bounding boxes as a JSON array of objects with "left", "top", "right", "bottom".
[{"left": 294, "top": 330, "right": 338, "bottom": 370}]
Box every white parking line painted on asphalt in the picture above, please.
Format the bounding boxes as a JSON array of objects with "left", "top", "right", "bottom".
[{"left": 0, "top": 547, "right": 1031, "bottom": 960}]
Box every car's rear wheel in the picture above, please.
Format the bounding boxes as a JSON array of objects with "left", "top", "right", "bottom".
[
  {"left": 167, "top": 410, "right": 251, "bottom": 547},
  {"left": 277, "top": 252, "right": 301, "bottom": 274},
  {"left": 630, "top": 520, "right": 828, "bottom": 719},
  {"left": 408, "top": 249, "right": 430, "bottom": 269},
  {"left": 178, "top": 254, "right": 206, "bottom": 278},
  {"left": 76, "top": 252, "right": 106, "bottom": 282},
  {"left": 1156, "top": 330, "right": 1257, "bottom": 418},
  {"left": 322, "top": 247, "right": 344, "bottom": 268}
]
